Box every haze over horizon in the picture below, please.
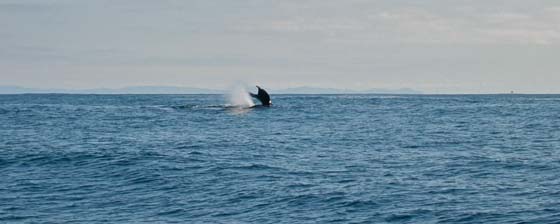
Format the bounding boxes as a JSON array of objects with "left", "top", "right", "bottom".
[{"left": 2, "top": 0, "right": 560, "bottom": 94}]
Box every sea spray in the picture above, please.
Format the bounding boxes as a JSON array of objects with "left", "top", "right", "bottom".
[{"left": 227, "top": 85, "right": 255, "bottom": 108}]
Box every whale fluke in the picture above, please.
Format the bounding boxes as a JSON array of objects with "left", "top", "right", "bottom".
[{"left": 250, "top": 86, "right": 271, "bottom": 106}]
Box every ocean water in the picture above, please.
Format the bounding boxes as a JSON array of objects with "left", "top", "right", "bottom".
[{"left": 1, "top": 94, "right": 559, "bottom": 223}]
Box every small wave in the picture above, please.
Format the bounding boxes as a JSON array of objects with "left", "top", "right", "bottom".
[
  {"left": 156, "top": 208, "right": 185, "bottom": 216},
  {"left": 384, "top": 213, "right": 415, "bottom": 222},
  {"left": 171, "top": 104, "right": 227, "bottom": 111},
  {"left": 230, "top": 164, "right": 285, "bottom": 172},
  {"left": 13, "top": 152, "right": 110, "bottom": 167},
  {"left": 286, "top": 183, "right": 316, "bottom": 189},
  {"left": 332, "top": 95, "right": 406, "bottom": 99},
  {"left": 0, "top": 215, "right": 41, "bottom": 222},
  {"left": 343, "top": 199, "right": 379, "bottom": 208},
  {"left": 175, "top": 143, "right": 205, "bottom": 150}
]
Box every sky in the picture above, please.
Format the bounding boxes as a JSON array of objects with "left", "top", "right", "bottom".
[{"left": 1, "top": 0, "right": 560, "bottom": 93}]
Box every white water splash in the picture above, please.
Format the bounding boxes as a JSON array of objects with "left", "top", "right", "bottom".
[{"left": 227, "top": 85, "right": 255, "bottom": 108}]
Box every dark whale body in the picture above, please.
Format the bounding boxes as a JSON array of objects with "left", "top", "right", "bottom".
[{"left": 250, "top": 86, "right": 271, "bottom": 106}]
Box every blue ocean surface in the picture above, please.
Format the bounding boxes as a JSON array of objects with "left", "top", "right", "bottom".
[{"left": 1, "top": 94, "right": 559, "bottom": 223}]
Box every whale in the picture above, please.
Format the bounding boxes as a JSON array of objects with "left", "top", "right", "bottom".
[{"left": 250, "top": 86, "right": 272, "bottom": 106}]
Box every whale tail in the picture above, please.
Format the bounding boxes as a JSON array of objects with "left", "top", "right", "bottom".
[{"left": 250, "top": 86, "right": 272, "bottom": 106}]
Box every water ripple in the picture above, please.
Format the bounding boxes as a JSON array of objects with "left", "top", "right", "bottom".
[{"left": 1, "top": 94, "right": 559, "bottom": 223}]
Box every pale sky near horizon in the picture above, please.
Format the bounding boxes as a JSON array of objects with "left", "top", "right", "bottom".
[{"left": 1, "top": 0, "right": 560, "bottom": 93}]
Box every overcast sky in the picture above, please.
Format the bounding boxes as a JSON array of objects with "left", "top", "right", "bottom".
[{"left": 1, "top": 0, "right": 560, "bottom": 93}]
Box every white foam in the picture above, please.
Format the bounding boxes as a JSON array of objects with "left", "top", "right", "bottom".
[{"left": 227, "top": 85, "right": 255, "bottom": 108}]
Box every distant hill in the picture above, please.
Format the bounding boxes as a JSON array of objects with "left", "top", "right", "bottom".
[
  {"left": 0, "top": 86, "right": 223, "bottom": 94},
  {"left": 0, "top": 85, "right": 421, "bottom": 94}
]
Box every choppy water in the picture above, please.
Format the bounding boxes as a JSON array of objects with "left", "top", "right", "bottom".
[{"left": 1, "top": 94, "right": 560, "bottom": 223}]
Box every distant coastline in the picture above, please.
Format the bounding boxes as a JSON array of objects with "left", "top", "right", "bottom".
[{"left": 0, "top": 85, "right": 422, "bottom": 95}]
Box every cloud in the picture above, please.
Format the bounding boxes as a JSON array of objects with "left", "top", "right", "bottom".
[
  {"left": 0, "top": 2, "right": 46, "bottom": 12},
  {"left": 229, "top": 3, "right": 560, "bottom": 45}
]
